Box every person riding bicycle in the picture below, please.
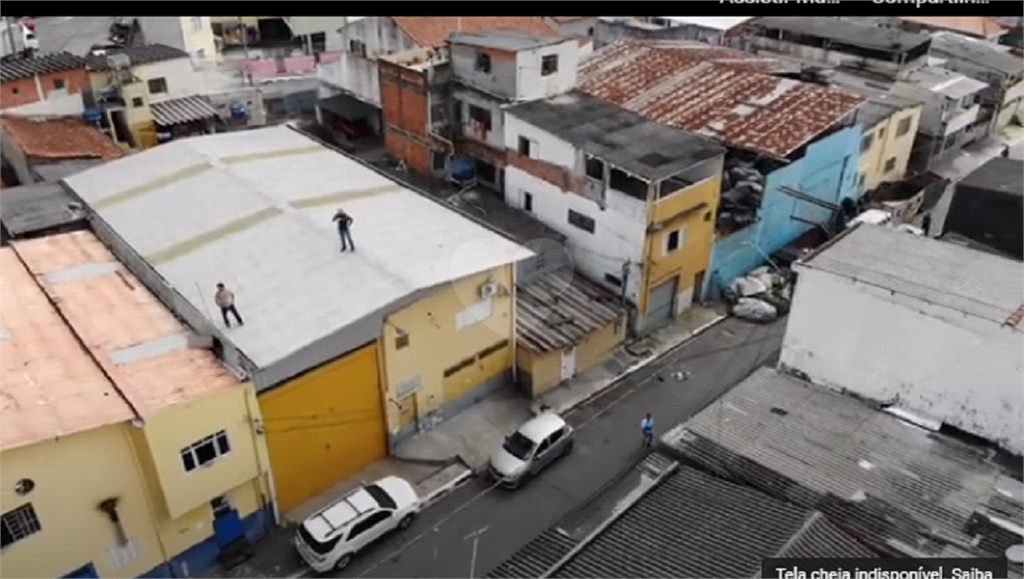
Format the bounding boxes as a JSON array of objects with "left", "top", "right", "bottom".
[{"left": 641, "top": 413, "right": 655, "bottom": 445}]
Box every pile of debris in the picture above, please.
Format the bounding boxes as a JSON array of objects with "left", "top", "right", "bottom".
[
  {"left": 717, "top": 160, "right": 766, "bottom": 233},
  {"left": 723, "top": 265, "right": 793, "bottom": 323}
]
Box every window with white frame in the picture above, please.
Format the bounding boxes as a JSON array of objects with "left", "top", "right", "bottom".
[
  {"left": 1, "top": 503, "right": 41, "bottom": 548},
  {"left": 181, "top": 430, "right": 231, "bottom": 472},
  {"left": 541, "top": 54, "right": 558, "bottom": 76}
]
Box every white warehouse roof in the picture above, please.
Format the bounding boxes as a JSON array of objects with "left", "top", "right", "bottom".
[
  {"left": 799, "top": 224, "right": 1022, "bottom": 325},
  {"left": 64, "top": 126, "right": 533, "bottom": 386}
]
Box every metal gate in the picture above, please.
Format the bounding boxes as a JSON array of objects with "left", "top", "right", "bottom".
[{"left": 646, "top": 276, "right": 677, "bottom": 330}]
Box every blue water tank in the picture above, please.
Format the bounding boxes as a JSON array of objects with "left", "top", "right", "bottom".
[
  {"left": 449, "top": 156, "right": 475, "bottom": 183},
  {"left": 83, "top": 108, "right": 103, "bottom": 125},
  {"left": 229, "top": 102, "right": 248, "bottom": 119}
]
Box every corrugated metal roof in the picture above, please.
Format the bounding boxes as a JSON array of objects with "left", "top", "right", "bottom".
[
  {"left": 800, "top": 224, "right": 1021, "bottom": 324},
  {"left": 0, "top": 246, "right": 135, "bottom": 451},
  {"left": 62, "top": 127, "right": 534, "bottom": 378},
  {"left": 930, "top": 31, "right": 1024, "bottom": 77},
  {"left": 756, "top": 16, "right": 932, "bottom": 51},
  {"left": 578, "top": 41, "right": 865, "bottom": 158},
  {"left": 12, "top": 231, "right": 240, "bottom": 415},
  {"left": 150, "top": 94, "right": 218, "bottom": 126},
  {"left": 516, "top": 268, "right": 626, "bottom": 354},
  {"left": 85, "top": 43, "right": 189, "bottom": 70},
  {"left": 0, "top": 181, "right": 86, "bottom": 238},
  {"left": 0, "top": 51, "right": 87, "bottom": 82},
  {"left": 663, "top": 367, "right": 1018, "bottom": 558},
  {"left": 552, "top": 466, "right": 872, "bottom": 578}
]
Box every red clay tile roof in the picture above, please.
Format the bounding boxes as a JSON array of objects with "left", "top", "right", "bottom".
[
  {"left": 551, "top": 17, "right": 589, "bottom": 23},
  {"left": 900, "top": 16, "right": 1006, "bottom": 38},
  {"left": 0, "top": 115, "right": 123, "bottom": 162},
  {"left": 578, "top": 41, "right": 865, "bottom": 159},
  {"left": 392, "top": 17, "right": 558, "bottom": 48}
]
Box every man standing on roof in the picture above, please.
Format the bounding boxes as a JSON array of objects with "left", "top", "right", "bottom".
[
  {"left": 215, "top": 283, "right": 244, "bottom": 328},
  {"left": 333, "top": 209, "right": 355, "bottom": 252}
]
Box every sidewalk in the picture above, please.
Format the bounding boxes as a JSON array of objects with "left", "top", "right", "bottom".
[{"left": 394, "top": 305, "right": 727, "bottom": 472}]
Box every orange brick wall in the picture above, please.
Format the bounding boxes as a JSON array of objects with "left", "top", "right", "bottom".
[
  {"left": 384, "top": 129, "right": 431, "bottom": 174},
  {"left": 380, "top": 61, "right": 433, "bottom": 173},
  {"left": 0, "top": 68, "right": 88, "bottom": 110},
  {"left": 506, "top": 149, "right": 585, "bottom": 194}
]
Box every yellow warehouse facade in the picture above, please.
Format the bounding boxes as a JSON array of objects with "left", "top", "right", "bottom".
[
  {"left": 1, "top": 235, "right": 274, "bottom": 579},
  {"left": 259, "top": 342, "right": 386, "bottom": 514},
  {"left": 379, "top": 265, "right": 517, "bottom": 440}
]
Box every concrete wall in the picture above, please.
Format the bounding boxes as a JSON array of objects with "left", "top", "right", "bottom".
[
  {"left": 0, "top": 68, "right": 89, "bottom": 114},
  {"left": 133, "top": 385, "right": 268, "bottom": 520},
  {"left": 781, "top": 265, "right": 1024, "bottom": 455},
  {"left": 133, "top": 58, "right": 203, "bottom": 103},
  {"left": 744, "top": 35, "right": 921, "bottom": 79},
  {"left": 857, "top": 105, "right": 923, "bottom": 193},
  {"left": 324, "top": 17, "right": 418, "bottom": 106},
  {"left": 450, "top": 38, "right": 578, "bottom": 102},
  {"left": 503, "top": 113, "right": 648, "bottom": 305},
  {"left": 706, "top": 125, "right": 862, "bottom": 296},
  {"left": 178, "top": 17, "right": 218, "bottom": 63},
  {"left": 0, "top": 424, "right": 166, "bottom": 579},
  {"left": 0, "top": 126, "right": 33, "bottom": 185},
  {"left": 640, "top": 173, "right": 722, "bottom": 319},
  {"left": 453, "top": 87, "right": 506, "bottom": 151},
  {"left": 520, "top": 314, "right": 625, "bottom": 396},
  {"left": 380, "top": 265, "right": 515, "bottom": 433}
]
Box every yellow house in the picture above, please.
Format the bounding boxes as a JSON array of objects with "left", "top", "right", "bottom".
[
  {"left": 0, "top": 234, "right": 274, "bottom": 579},
  {"left": 57, "top": 126, "right": 534, "bottom": 516},
  {"left": 854, "top": 95, "right": 923, "bottom": 195},
  {"left": 638, "top": 162, "right": 724, "bottom": 329},
  {"left": 515, "top": 269, "right": 628, "bottom": 396}
]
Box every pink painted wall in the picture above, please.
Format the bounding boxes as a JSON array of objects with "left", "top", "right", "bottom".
[{"left": 243, "top": 52, "right": 341, "bottom": 79}]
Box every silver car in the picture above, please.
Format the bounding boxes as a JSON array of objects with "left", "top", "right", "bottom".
[{"left": 489, "top": 412, "right": 574, "bottom": 488}]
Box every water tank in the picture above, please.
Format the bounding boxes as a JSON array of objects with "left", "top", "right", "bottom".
[
  {"left": 229, "top": 102, "right": 248, "bottom": 119},
  {"left": 83, "top": 108, "right": 103, "bottom": 126}
]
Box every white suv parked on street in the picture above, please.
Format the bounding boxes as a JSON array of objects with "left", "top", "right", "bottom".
[{"left": 294, "top": 476, "right": 420, "bottom": 572}]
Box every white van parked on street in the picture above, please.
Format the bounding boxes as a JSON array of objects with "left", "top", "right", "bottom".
[{"left": 294, "top": 476, "right": 420, "bottom": 572}]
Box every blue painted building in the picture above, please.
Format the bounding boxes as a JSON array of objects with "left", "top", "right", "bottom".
[
  {"left": 705, "top": 125, "right": 863, "bottom": 297},
  {"left": 139, "top": 504, "right": 274, "bottom": 578}
]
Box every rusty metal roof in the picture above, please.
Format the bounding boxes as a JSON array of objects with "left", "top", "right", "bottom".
[
  {"left": 516, "top": 268, "right": 625, "bottom": 354},
  {"left": 578, "top": 41, "right": 866, "bottom": 158}
]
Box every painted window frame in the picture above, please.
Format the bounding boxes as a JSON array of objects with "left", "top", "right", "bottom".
[
  {"left": 147, "top": 77, "right": 168, "bottom": 95},
  {"left": 180, "top": 429, "right": 231, "bottom": 472},
  {"left": 541, "top": 54, "right": 558, "bottom": 76},
  {"left": 663, "top": 227, "right": 685, "bottom": 254},
  {"left": 567, "top": 209, "right": 596, "bottom": 233},
  {"left": 1, "top": 503, "right": 42, "bottom": 548},
  {"left": 456, "top": 297, "right": 493, "bottom": 330}
]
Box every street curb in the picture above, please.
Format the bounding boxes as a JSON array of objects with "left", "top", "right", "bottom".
[
  {"left": 419, "top": 467, "right": 473, "bottom": 511},
  {"left": 550, "top": 315, "right": 729, "bottom": 416}
]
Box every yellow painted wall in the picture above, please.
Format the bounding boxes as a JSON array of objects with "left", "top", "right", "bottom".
[
  {"left": 0, "top": 424, "right": 166, "bottom": 579},
  {"left": 858, "top": 105, "right": 922, "bottom": 193},
  {"left": 519, "top": 314, "right": 626, "bottom": 397},
  {"left": 132, "top": 385, "right": 267, "bottom": 520},
  {"left": 259, "top": 343, "right": 386, "bottom": 514},
  {"left": 380, "top": 265, "right": 515, "bottom": 434},
  {"left": 640, "top": 175, "right": 721, "bottom": 315},
  {"left": 179, "top": 17, "right": 218, "bottom": 62}
]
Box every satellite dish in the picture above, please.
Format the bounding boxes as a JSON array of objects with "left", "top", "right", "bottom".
[{"left": 1007, "top": 544, "right": 1024, "bottom": 564}]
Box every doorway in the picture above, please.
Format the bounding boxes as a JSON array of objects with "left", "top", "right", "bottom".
[
  {"left": 210, "top": 496, "right": 244, "bottom": 549},
  {"left": 646, "top": 276, "right": 678, "bottom": 330},
  {"left": 560, "top": 347, "right": 577, "bottom": 382},
  {"left": 692, "top": 270, "right": 706, "bottom": 305}
]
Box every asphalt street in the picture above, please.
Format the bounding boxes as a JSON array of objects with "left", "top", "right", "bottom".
[{"left": 324, "top": 316, "right": 786, "bottom": 579}]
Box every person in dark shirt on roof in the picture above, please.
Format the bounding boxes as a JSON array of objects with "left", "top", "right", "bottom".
[{"left": 333, "top": 209, "right": 355, "bottom": 252}]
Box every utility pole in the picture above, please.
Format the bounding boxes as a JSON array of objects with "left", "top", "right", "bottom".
[{"left": 238, "top": 17, "right": 252, "bottom": 86}]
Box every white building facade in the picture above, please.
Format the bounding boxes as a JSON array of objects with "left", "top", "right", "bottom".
[
  {"left": 781, "top": 224, "right": 1024, "bottom": 455},
  {"left": 318, "top": 17, "right": 417, "bottom": 107}
]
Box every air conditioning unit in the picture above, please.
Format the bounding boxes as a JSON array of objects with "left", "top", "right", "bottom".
[{"left": 479, "top": 281, "right": 499, "bottom": 299}]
